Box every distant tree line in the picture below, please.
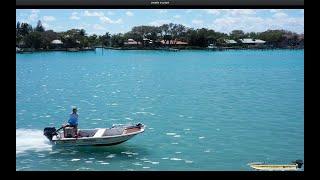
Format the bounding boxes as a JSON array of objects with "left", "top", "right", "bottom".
[{"left": 16, "top": 20, "right": 304, "bottom": 50}]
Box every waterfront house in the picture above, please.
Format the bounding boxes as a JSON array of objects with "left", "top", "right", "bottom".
[
  {"left": 50, "top": 39, "right": 63, "bottom": 49},
  {"left": 16, "top": 47, "right": 21, "bottom": 52},
  {"left": 239, "top": 38, "right": 266, "bottom": 44},
  {"left": 142, "top": 38, "right": 154, "bottom": 46},
  {"left": 160, "top": 40, "right": 188, "bottom": 46},
  {"left": 17, "top": 41, "right": 26, "bottom": 48},
  {"left": 224, "top": 39, "right": 238, "bottom": 48},
  {"left": 207, "top": 43, "right": 217, "bottom": 49},
  {"left": 239, "top": 38, "right": 266, "bottom": 48},
  {"left": 225, "top": 39, "right": 238, "bottom": 45},
  {"left": 124, "top": 39, "right": 142, "bottom": 46}
]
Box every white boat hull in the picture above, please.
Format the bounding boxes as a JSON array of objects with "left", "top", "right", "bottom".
[
  {"left": 45, "top": 123, "right": 145, "bottom": 146},
  {"left": 249, "top": 164, "right": 298, "bottom": 171},
  {"left": 52, "top": 133, "right": 139, "bottom": 146}
]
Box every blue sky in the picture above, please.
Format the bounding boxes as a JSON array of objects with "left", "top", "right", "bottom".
[{"left": 16, "top": 9, "right": 304, "bottom": 35}]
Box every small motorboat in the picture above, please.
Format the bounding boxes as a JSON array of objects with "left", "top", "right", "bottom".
[
  {"left": 248, "top": 160, "right": 303, "bottom": 171},
  {"left": 43, "top": 123, "right": 145, "bottom": 146}
]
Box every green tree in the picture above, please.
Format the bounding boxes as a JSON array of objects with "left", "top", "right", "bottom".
[
  {"left": 79, "top": 29, "right": 86, "bottom": 36},
  {"left": 88, "top": 34, "right": 98, "bottom": 46},
  {"left": 111, "top": 33, "right": 125, "bottom": 47},
  {"left": 16, "top": 21, "right": 23, "bottom": 46},
  {"left": 246, "top": 32, "right": 258, "bottom": 39},
  {"left": 216, "top": 37, "right": 227, "bottom": 46},
  {"left": 173, "top": 24, "right": 187, "bottom": 41},
  {"left": 230, "top": 30, "right": 245, "bottom": 40},
  {"left": 100, "top": 32, "right": 111, "bottom": 47},
  {"left": 16, "top": 21, "right": 21, "bottom": 29},
  {"left": 123, "top": 31, "right": 142, "bottom": 44},
  {"left": 14, "top": 20, "right": 303, "bottom": 50},
  {"left": 35, "top": 20, "right": 45, "bottom": 32},
  {"left": 159, "top": 24, "right": 170, "bottom": 45},
  {"left": 41, "top": 30, "right": 59, "bottom": 49},
  {"left": 61, "top": 29, "right": 85, "bottom": 48},
  {"left": 196, "top": 28, "right": 209, "bottom": 47},
  {"left": 186, "top": 28, "right": 197, "bottom": 46},
  {"left": 257, "top": 30, "right": 286, "bottom": 47},
  {"left": 23, "top": 31, "right": 43, "bottom": 49},
  {"left": 18, "top": 23, "right": 33, "bottom": 36}
]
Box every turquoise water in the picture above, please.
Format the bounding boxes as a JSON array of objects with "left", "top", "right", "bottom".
[{"left": 16, "top": 49, "right": 304, "bottom": 171}]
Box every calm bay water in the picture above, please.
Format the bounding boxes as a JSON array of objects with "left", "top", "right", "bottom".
[{"left": 16, "top": 49, "right": 304, "bottom": 171}]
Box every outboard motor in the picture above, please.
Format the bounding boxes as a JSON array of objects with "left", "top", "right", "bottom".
[
  {"left": 293, "top": 160, "right": 304, "bottom": 168},
  {"left": 44, "top": 127, "right": 57, "bottom": 141},
  {"left": 136, "top": 123, "right": 143, "bottom": 128}
]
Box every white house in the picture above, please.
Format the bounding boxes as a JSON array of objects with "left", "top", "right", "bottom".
[
  {"left": 239, "top": 38, "right": 266, "bottom": 44},
  {"left": 124, "top": 39, "right": 141, "bottom": 45},
  {"left": 50, "top": 39, "right": 63, "bottom": 49},
  {"left": 225, "top": 39, "right": 237, "bottom": 44},
  {"left": 51, "top": 39, "right": 63, "bottom": 45}
]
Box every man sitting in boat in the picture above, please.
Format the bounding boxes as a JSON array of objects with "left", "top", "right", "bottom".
[{"left": 63, "top": 107, "right": 79, "bottom": 138}]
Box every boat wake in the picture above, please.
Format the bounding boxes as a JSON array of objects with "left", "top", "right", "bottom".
[{"left": 16, "top": 129, "right": 52, "bottom": 155}]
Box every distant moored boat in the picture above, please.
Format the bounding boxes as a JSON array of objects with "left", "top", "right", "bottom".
[{"left": 248, "top": 160, "right": 303, "bottom": 171}]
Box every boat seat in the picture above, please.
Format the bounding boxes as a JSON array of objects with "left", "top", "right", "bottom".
[{"left": 93, "top": 128, "right": 106, "bottom": 137}]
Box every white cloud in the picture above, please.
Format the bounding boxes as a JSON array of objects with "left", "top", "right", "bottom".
[
  {"left": 213, "top": 16, "right": 265, "bottom": 33},
  {"left": 18, "top": 13, "right": 28, "bottom": 18},
  {"left": 157, "top": 10, "right": 168, "bottom": 14},
  {"left": 42, "top": 22, "right": 49, "bottom": 29},
  {"left": 28, "top": 9, "right": 39, "bottom": 22},
  {"left": 84, "top": 10, "right": 104, "bottom": 17},
  {"left": 43, "top": 16, "right": 56, "bottom": 22},
  {"left": 203, "top": 9, "right": 256, "bottom": 16},
  {"left": 99, "top": 16, "right": 112, "bottom": 23},
  {"left": 100, "top": 16, "right": 122, "bottom": 24},
  {"left": 70, "top": 12, "right": 80, "bottom": 20},
  {"left": 212, "top": 14, "right": 304, "bottom": 34},
  {"left": 126, "top": 11, "right": 134, "bottom": 17},
  {"left": 31, "top": 9, "right": 39, "bottom": 14},
  {"left": 270, "top": 9, "right": 283, "bottom": 13},
  {"left": 174, "top": 15, "right": 181, "bottom": 19},
  {"left": 148, "top": 19, "right": 188, "bottom": 27},
  {"left": 192, "top": 19, "right": 204, "bottom": 25},
  {"left": 83, "top": 10, "right": 122, "bottom": 24},
  {"left": 204, "top": 10, "right": 221, "bottom": 15},
  {"left": 75, "top": 24, "right": 87, "bottom": 30},
  {"left": 228, "top": 9, "right": 256, "bottom": 16},
  {"left": 265, "top": 17, "right": 304, "bottom": 32},
  {"left": 206, "top": 9, "right": 304, "bottom": 34},
  {"left": 273, "top": 12, "right": 288, "bottom": 18},
  {"left": 107, "top": 11, "right": 115, "bottom": 15},
  {"left": 93, "top": 24, "right": 106, "bottom": 30},
  {"left": 149, "top": 20, "right": 170, "bottom": 26},
  {"left": 54, "top": 26, "right": 65, "bottom": 31},
  {"left": 29, "top": 14, "right": 37, "bottom": 21},
  {"left": 114, "top": 19, "right": 123, "bottom": 24}
]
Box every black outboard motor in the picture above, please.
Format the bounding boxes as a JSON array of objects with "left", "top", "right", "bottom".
[
  {"left": 44, "top": 127, "right": 57, "bottom": 141},
  {"left": 125, "top": 123, "right": 143, "bottom": 130},
  {"left": 136, "top": 123, "right": 143, "bottom": 128},
  {"left": 293, "top": 160, "right": 304, "bottom": 168}
]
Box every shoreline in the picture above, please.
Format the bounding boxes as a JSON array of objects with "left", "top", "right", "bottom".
[{"left": 16, "top": 46, "right": 304, "bottom": 53}]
